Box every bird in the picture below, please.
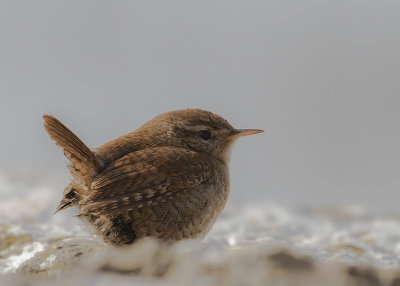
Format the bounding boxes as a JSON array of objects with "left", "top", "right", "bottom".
[{"left": 43, "top": 109, "right": 263, "bottom": 246}]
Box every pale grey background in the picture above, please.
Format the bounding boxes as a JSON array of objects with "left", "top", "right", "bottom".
[{"left": 1, "top": 1, "right": 399, "bottom": 211}]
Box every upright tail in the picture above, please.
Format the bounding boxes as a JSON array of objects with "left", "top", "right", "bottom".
[{"left": 43, "top": 115, "right": 99, "bottom": 188}]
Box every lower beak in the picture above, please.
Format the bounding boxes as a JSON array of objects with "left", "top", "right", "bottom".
[{"left": 232, "top": 129, "right": 264, "bottom": 138}]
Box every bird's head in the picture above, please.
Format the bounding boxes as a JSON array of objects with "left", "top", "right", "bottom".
[{"left": 139, "top": 109, "right": 263, "bottom": 163}]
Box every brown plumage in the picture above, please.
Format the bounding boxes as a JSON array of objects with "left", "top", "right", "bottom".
[{"left": 43, "top": 109, "right": 263, "bottom": 246}]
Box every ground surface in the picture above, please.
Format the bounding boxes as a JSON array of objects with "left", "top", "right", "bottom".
[{"left": 1, "top": 170, "right": 400, "bottom": 285}]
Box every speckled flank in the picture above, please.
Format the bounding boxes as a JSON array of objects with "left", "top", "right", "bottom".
[{"left": 83, "top": 156, "right": 230, "bottom": 246}]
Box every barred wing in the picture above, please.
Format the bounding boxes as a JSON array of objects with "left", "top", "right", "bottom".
[{"left": 80, "top": 147, "right": 213, "bottom": 215}]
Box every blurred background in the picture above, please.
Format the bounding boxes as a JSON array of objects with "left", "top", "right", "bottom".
[{"left": 1, "top": 0, "right": 399, "bottom": 212}]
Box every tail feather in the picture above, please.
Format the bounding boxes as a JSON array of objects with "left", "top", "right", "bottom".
[{"left": 43, "top": 115, "right": 99, "bottom": 186}]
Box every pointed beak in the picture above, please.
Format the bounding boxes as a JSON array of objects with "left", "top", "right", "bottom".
[{"left": 231, "top": 129, "right": 264, "bottom": 138}]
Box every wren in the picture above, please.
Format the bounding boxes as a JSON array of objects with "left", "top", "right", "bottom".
[{"left": 43, "top": 109, "right": 263, "bottom": 246}]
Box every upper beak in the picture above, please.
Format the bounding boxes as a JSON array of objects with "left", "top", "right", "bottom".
[{"left": 231, "top": 129, "right": 264, "bottom": 138}]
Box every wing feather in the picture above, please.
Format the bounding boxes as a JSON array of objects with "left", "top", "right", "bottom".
[{"left": 80, "top": 147, "right": 214, "bottom": 215}]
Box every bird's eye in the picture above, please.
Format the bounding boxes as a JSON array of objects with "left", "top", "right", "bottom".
[{"left": 199, "top": 130, "right": 211, "bottom": 140}]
